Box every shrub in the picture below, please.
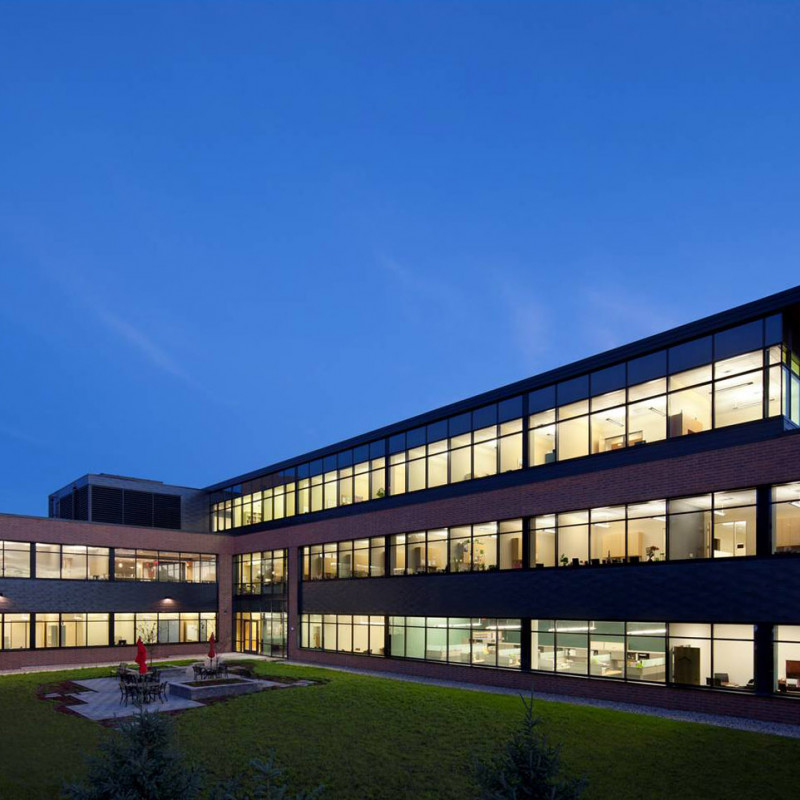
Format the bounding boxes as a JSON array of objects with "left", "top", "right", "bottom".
[
  {"left": 62, "top": 710, "right": 202, "bottom": 800},
  {"left": 475, "top": 694, "right": 586, "bottom": 800},
  {"left": 62, "top": 712, "right": 322, "bottom": 800},
  {"left": 208, "top": 753, "right": 324, "bottom": 800}
]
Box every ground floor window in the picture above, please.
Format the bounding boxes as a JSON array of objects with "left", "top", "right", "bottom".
[
  {"left": 297, "top": 614, "right": 764, "bottom": 691},
  {"left": 531, "top": 620, "right": 753, "bottom": 689},
  {"left": 389, "top": 617, "right": 522, "bottom": 668},
  {"left": 299, "top": 614, "right": 521, "bottom": 668},
  {"left": 1, "top": 613, "right": 31, "bottom": 649},
  {"left": 113, "top": 612, "right": 216, "bottom": 646},
  {"left": 775, "top": 626, "right": 800, "bottom": 695},
  {"left": 34, "top": 613, "right": 109, "bottom": 648},
  {"left": 300, "top": 614, "right": 384, "bottom": 656},
  {"left": 0, "top": 611, "right": 217, "bottom": 651},
  {"left": 234, "top": 610, "right": 288, "bottom": 657}
]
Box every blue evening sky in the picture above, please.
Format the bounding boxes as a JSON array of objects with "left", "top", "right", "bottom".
[{"left": 1, "top": 2, "right": 799, "bottom": 516}]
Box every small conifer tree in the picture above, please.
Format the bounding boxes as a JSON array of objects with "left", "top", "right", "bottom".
[
  {"left": 208, "top": 753, "right": 324, "bottom": 800},
  {"left": 475, "top": 694, "right": 586, "bottom": 800},
  {"left": 62, "top": 710, "right": 202, "bottom": 800}
]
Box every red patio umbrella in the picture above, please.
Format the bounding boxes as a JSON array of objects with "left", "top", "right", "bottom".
[
  {"left": 135, "top": 637, "right": 148, "bottom": 675},
  {"left": 207, "top": 632, "right": 216, "bottom": 660}
]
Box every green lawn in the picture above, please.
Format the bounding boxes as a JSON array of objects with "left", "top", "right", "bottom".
[{"left": 0, "top": 660, "right": 797, "bottom": 799}]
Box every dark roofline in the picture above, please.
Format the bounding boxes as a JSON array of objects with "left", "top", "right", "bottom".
[
  {"left": 203, "top": 283, "right": 800, "bottom": 493},
  {"left": 49, "top": 473, "right": 201, "bottom": 500}
]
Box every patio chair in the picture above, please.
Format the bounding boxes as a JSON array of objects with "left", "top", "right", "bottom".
[
  {"left": 121, "top": 683, "right": 138, "bottom": 706},
  {"left": 110, "top": 662, "right": 127, "bottom": 679}
]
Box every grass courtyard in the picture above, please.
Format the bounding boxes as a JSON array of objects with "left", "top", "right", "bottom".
[{"left": 0, "top": 660, "right": 797, "bottom": 799}]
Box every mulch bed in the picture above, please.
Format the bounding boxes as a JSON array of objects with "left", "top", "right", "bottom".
[{"left": 37, "top": 680, "right": 94, "bottom": 718}]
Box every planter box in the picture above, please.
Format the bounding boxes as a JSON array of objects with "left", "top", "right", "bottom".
[{"left": 169, "top": 678, "right": 265, "bottom": 702}]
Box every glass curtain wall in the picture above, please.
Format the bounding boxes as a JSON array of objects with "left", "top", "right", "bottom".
[
  {"left": 114, "top": 550, "right": 216, "bottom": 583},
  {"left": 531, "top": 490, "right": 755, "bottom": 567},
  {"left": 212, "top": 317, "right": 785, "bottom": 532},
  {"left": 212, "top": 400, "right": 524, "bottom": 531},
  {"left": 301, "top": 522, "right": 524, "bottom": 581},
  {"left": 530, "top": 345, "right": 778, "bottom": 466},
  {"left": 234, "top": 549, "right": 287, "bottom": 594}
]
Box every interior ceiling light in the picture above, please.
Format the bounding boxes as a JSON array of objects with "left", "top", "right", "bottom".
[{"left": 717, "top": 380, "right": 755, "bottom": 393}]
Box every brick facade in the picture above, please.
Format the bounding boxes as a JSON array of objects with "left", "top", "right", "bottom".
[
  {"left": 5, "top": 290, "right": 800, "bottom": 724},
  {"left": 0, "top": 515, "right": 234, "bottom": 666}
]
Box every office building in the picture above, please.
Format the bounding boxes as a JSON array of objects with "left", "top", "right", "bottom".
[{"left": 2, "top": 286, "right": 800, "bottom": 724}]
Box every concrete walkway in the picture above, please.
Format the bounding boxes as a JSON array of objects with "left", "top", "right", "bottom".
[{"left": 283, "top": 660, "right": 800, "bottom": 740}]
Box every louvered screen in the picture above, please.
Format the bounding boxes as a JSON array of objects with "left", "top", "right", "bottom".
[
  {"left": 58, "top": 494, "right": 74, "bottom": 520},
  {"left": 153, "top": 493, "right": 181, "bottom": 530},
  {"left": 91, "top": 486, "right": 124, "bottom": 524},
  {"left": 123, "top": 490, "right": 153, "bottom": 527},
  {"left": 74, "top": 486, "right": 89, "bottom": 521}
]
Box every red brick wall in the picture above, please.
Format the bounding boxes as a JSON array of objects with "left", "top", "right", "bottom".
[
  {"left": 259, "top": 434, "right": 800, "bottom": 726},
  {"left": 0, "top": 515, "right": 235, "bottom": 659},
  {"left": 0, "top": 513, "right": 228, "bottom": 552}
]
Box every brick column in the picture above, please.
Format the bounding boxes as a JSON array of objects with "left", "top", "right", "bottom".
[
  {"left": 287, "top": 545, "right": 301, "bottom": 657},
  {"left": 217, "top": 551, "right": 233, "bottom": 652},
  {"left": 756, "top": 484, "right": 773, "bottom": 557}
]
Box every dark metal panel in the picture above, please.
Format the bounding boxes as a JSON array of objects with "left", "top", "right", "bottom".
[
  {"left": 300, "top": 557, "right": 800, "bottom": 624},
  {"left": 0, "top": 578, "right": 217, "bottom": 613},
  {"left": 233, "top": 596, "right": 287, "bottom": 614}
]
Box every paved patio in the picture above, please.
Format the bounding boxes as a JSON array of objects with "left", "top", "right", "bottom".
[{"left": 56, "top": 665, "right": 292, "bottom": 722}]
